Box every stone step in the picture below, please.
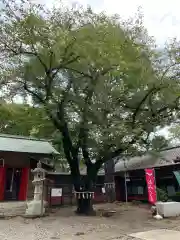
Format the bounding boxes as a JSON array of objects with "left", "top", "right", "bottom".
[
  {"left": 0, "top": 208, "right": 26, "bottom": 212},
  {"left": 0, "top": 201, "right": 48, "bottom": 217},
  {"left": 0, "top": 202, "right": 27, "bottom": 217},
  {"left": 0, "top": 206, "right": 26, "bottom": 210}
]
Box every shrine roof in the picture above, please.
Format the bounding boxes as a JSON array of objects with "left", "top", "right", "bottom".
[
  {"left": 0, "top": 134, "right": 59, "bottom": 155},
  {"left": 114, "top": 146, "right": 180, "bottom": 172}
]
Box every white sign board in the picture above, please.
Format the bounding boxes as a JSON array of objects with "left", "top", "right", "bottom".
[
  {"left": 102, "top": 187, "right": 106, "bottom": 194},
  {"left": 51, "top": 188, "right": 62, "bottom": 197}
]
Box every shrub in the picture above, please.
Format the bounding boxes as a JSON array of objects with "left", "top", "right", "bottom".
[{"left": 156, "top": 188, "right": 168, "bottom": 202}]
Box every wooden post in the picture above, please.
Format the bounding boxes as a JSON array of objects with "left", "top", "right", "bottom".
[
  {"left": 0, "top": 159, "right": 6, "bottom": 201},
  {"left": 104, "top": 159, "right": 116, "bottom": 202},
  {"left": 41, "top": 180, "right": 44, "bottom": 216}
]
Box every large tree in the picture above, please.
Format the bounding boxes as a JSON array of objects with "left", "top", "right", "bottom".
[{"left": 0, "top": 0, "right": 179, "bottom": 214}]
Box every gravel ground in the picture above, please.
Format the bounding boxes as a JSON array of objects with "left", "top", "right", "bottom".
[{"left": 1, "top": 203, "right": 180, "bottom": 240}]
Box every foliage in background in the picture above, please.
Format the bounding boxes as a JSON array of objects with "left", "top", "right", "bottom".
[
  {"left": 0, "top": 102, "right": 70, "bottom": 169},
  {"left": 148, "top": 136, "right": 170, "bottom": 151},
  {"left": 156, "top": 187, "right": 169, "bottom": 202},
  {"left": 0, "top": 102, "right": 54, "bottom": 138},
  {"left": 169, "top": 125, "right": 180, "bottom": 144}
]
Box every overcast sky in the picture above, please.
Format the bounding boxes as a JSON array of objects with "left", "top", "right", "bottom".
[{"left": 41, "top": 0, "right": 180, "bottom": 46}]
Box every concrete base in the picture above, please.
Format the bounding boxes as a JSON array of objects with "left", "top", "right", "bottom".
[
  {"left": 25, "top": 200, "right": 46, "bottom": 217},
  {"left": 156, "top": 201, "right": 180, "bottom": 217},
  {"left": 130, "top": 229, "right": 180, "bottom": 240}
]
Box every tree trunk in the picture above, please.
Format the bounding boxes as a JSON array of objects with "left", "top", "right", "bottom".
[
  {"left": 72, "top": 162, "right": 100, "bottom": 215},
  {"left": 76, "top": 197, "right": 95, "bottom": 215},
  {"left": 74, "top": 173, "right": 96, "bottom": 215}
]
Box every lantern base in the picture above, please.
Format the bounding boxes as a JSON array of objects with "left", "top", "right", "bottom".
[{"left": 25, "top": 200, "right": 47, "bottom": 217}]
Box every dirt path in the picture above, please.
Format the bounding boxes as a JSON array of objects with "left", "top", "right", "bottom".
[{"left": 0, "top": 203, "right": 180, "bottom": 239}]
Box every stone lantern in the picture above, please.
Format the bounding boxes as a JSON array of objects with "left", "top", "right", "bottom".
[{"left": 25, "top": 161, "right": 46, "bottom": 217}]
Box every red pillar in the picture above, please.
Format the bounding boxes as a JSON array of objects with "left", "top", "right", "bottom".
[
  {"left": 0, "top": 165, "right": 6, "bottom": 201},
  {"left": 18, "top": 167, "right": 29, "bottom": 201}
]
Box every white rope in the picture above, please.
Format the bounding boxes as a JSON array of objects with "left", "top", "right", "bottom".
[{"left": 74, "top": 191, "right": 95, "bottom": 199}]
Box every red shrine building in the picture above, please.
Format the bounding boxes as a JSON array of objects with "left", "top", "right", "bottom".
[
  {"left": 114, "top": 146, "right": 180, "bottom": 202},
  {"left": 0, "top": 134, "right": 59, "bottom": 202}
]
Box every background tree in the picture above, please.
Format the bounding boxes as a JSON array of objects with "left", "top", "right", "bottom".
[
  {"left": 0, "top": 103, "right": 54, "bottom": 137},
  {"left": 144, "top": 135, "right": 170, "bottom": 151},
  {"left": 169, "top": 125, "right": 180, "bottom": 143},
  {"left": 0, "top": 0, "right": 180, "bottom": 214},
  {"left": 0, "top": 102, "right": 69, "bottom": 169},
  {"left": 157, "top": 38, "right": 180, "bottom": 145}
]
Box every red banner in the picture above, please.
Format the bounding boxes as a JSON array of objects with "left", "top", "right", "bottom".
[{"left": 145, "top": 168, "right": 157, "bottom": 204}]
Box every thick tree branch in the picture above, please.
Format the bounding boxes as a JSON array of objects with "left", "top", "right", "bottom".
[
  {"left": 14, "top": 37, "right": 81, "bottom": 171},
  {"left": 21, "top": 75, "right": 78, "bottom": 171},
  {"left": 93, "top": 127, "right": 145, "bottom": 175},
  {"left": 29, "top": 43, "right": 54, "bottom": 101},
  {"left": 76, "top": 81, "right": 96, "bottom": 166},
  {"left": 160, "top": 62, "right": 179, "bottom": 82},
  {"left": 130, "top": 84, "right": 170, "bottom": 127},
  {"left": 132, "top": 86, "right": 160, "bottom": 125},
  {"left": 147, "top": 96, "right": 180, "bottom": 123},
  {"left": 55, "top": 76, "right": 75, "bottom": 154},
  {"left": 50, "top": 38, "right": 80, "bottom": 78},
  {"left": 65, "top": 67, "right": 93, "bottom": 79},
  {"left": 2, "top": 36, "right": 80, "bottom": 102},
  {"left": 76, "top": 67, "right": 117, "bottom": 166},
  {"left": 51, "top": 55, "right": 80, "bottom": 79}
]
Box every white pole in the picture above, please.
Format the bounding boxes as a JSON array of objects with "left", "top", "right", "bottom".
[
  {"left": 124, "top": 172, "right": 128, "bottom": 203},
  {"left": 153, "top": 168, "right": 162, "bottom": 218},
  {"left": 41, "top": 180, "right": 44, "bottom": 216},
  {"left": 10, "top": 168, "right": 15, "bottom": 192}
]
